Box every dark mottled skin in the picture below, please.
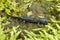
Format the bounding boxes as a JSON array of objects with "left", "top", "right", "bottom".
[{"left": 8, "top": 14, "right": 48, "bottom": 25}]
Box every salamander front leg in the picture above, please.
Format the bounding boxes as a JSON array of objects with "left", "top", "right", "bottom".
[
  {"left": 37, "top": 23, "right": 41, "bottom": 27},
  {"left": 21, "top": 20, "right": 26, "bottom": 27}
]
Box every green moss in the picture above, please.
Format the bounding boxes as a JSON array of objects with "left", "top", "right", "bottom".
[{"left": 0, "top": 0, "right": 60, "bottom": 40}]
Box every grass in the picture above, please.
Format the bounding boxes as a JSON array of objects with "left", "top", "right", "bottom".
[{"left": 0, "top": 0, "right": 60, "bottom": 40}]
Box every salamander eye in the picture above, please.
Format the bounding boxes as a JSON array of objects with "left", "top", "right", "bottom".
[
  {"left": 43, "top": 18, "right": 48, "bottom": 21},
  {"left": 41, "top": 18, "right": 48, "bottom": 23},
  {"left": 41, "top": 18, "right": 48, "bottom": 24}
]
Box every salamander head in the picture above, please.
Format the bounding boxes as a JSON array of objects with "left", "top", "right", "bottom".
[{"left": 39, "top": 18, "right": 48, "bottom": 24}]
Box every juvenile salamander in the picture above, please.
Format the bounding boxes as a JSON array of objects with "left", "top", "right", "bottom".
[{"left": 7, "top": 14, "right": 48, "bottom": 25}]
